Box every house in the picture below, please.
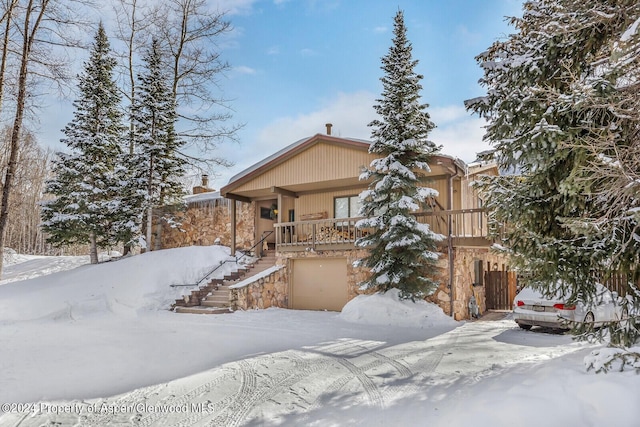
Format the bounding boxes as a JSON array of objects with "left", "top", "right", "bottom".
[{"left": 183, "top": 126, "right": 511, "bottom": 320}]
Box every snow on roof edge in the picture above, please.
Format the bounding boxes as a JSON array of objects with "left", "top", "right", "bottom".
[{"left": 184, "top": 191, "right": 223, "bottom": 203}]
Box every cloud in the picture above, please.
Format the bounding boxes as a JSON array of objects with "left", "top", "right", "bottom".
[
  {"left": 454, "top": 24, "right": 482, "bottom": 47},
  {"left": 373, "top": 26, "right": 387, "bottom": 34},
  {"left": 428, "top": 105, "right": 489, "bottom": 162},
  {"left": 213, "top": 92, "right": 490, "bottom": 187},
  {"left": 209, "top": 91, "right": 375, "bottom": 185},
  {"left": 431, "top": 115, "right": 489, "bottom": 162},
  {"left": 234, "top": 65, "right": 257, "bottom": 74},
  {"left": 307, "top": 0, "right": 340, "bottom": 13},
  {"left": 257, "top": 91, "right": 376, "bottom": 145},
  {"left": 300, "top": 48, "right": 318, "bottom": 57},
  {"left": 430, "top": 105, "right": 470, "bottom": 124},
  {"left": 214, "top": 0, "right": 257, "bottom": 15},
  {"left": 267, "top": 46, "right": 280, "bottom": 55}
]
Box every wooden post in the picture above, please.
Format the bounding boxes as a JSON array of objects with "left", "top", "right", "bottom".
[
  {"left": 230, "top": 200, "right": 236, "bottom": 255},
  {"left": 312, "top": 223, "right": 316, "bottom": 251},
  {"left": 277, "top": 193, "right": 283, "bottom": 250},
  {"left": 447, "top": 174, "right": 455, "bottom": 317}
]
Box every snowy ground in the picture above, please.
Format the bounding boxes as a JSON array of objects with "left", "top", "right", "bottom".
[{"left": 0, "top": 246, "right": 638, "bottom": 426}]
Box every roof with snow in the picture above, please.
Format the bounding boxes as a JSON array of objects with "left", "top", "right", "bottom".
[
  {"left": 221, "top": 133, "right": 469, "bottom": 197},
  {"left": 225, "top": 134, "right": 372, "bottom": 186},
  {"left": 184, "top": 191, "right": 223, "bottom": 204}
]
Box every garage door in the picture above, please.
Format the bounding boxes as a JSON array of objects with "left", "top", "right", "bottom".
[{"left": 291, "top": 258, "right": 348, "bottom": 311}]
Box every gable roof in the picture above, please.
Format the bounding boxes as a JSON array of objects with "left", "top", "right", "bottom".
[
  {"left": 221, "top": 134, "right": 371, "bottom": 196},
  {"left": 220, "top": 133, "right": 470, "bottom": 198}
]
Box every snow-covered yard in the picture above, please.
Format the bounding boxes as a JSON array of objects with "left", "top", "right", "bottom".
[{"left": 0, "top": 246, "right": 638, "bottom": 426}]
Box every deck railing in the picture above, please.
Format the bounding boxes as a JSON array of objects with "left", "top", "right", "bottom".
[
  {"left": 274, "top": 208, "right": 495, "bottom": 251},
  {"left": 413, "top": 208, "right": 489, "bottom": 239},
  {"left": 275, "top": 217, "right": 364, "bottom": 250}
]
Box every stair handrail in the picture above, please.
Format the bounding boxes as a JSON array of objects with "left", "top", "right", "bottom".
[
  {"left": 235, "top": 230, "right": 273, "bottom": 264},
  {"left": 170, "top": 230, "right": 274, "bottom": 288}
]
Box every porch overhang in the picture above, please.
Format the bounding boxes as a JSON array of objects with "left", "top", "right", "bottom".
[
  {"left": 224, "top": 192, "right": 251, "bottom": 203},
  {"left": 221, "top": 176, "right": 366, "bottom": 202}
]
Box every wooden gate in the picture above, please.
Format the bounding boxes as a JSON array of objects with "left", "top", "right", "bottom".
[{"left": 485, "top": 271, "right": 518, "bottom": 311}]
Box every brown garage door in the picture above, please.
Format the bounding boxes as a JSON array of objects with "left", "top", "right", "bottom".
[{"left": 291, "top": 258, "right": 348, "bottom": 311}]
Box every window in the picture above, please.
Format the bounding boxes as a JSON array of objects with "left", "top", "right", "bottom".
[
  {"left": 334, "top": 195, "right": 362, "bottom": 218},
  {"left": 260, "top": 207, "right": 272, "bottom": 220}
]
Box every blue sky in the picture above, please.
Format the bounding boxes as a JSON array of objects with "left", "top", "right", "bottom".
[
  {"left": 206, "top": 0, "right": 523, "bottom": 188},
  {"left": 39, "top": 0, "right": 523, "bottom": 189}
]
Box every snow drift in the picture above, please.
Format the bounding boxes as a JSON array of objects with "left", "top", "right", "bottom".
[{"left": 0, "top": 245, "right": 238, "bottom": 321}]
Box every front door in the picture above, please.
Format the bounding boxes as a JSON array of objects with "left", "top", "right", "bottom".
[{"left": 256, "top": 199, "right": 277, "bottom": 247}]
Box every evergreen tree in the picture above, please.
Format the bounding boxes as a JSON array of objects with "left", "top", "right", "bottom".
[
  {"left": 41, "top": 23, "right": 126, "bottom": 264},
  {"left": 466, "top": 1, "right": 640, "bottom": 348},
  {"left": 111, "top": 155, "right": 146, "bottom": 252},
  {"left": 355, "top": 10, "right": 443, "bottom": 300},
  {"left": 130, "top": 38, "right": 186, "bottom": 250}
]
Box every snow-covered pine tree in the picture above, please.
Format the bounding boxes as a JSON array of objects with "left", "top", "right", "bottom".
[
  {"left": 555, "top": 3, "right": 640, "bottom": 350},
  {"left": 130, "top": 38, "right": 186, "bottom": 251},
  {"left": 111, "top": 155, "right": 146, "bottom": 252},
  {"left": 41, "top": 23, "right": 126, "bottom": 264},
  {"left": 355, "top": 10, "right": 443, "bottom": 300},
  {"left": 466, "top": 1, "right": 640, "bottom": 347}
]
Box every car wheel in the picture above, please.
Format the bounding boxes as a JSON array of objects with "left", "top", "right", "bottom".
[
  {"left": 583, "top": 312, "right": 595, "bottom": 324},
  {"left": 518, "top": 323, "right": 532, "bottom": 330}
]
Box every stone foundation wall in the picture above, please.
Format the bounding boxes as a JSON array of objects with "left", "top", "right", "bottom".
[
  {"left": 157, "top": 200, "right": 255, "bottom": 250},
  {"left": 427, "top": 247, "right": 509, "bottom": 320},
  {"left": 231, "top": 267, "right": 288, "bottom": 310},
  {"left": 234, "top": 247, "right": 507, "bottom": 319}
]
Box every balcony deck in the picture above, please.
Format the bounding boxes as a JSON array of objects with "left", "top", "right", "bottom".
[{"left": 274, "top": 208, "right": 494, "bottom": 252}]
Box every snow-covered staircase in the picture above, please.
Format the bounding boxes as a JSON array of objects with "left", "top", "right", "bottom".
[{"left": 173, "top": 250, "right": 277, "bottom": 314}]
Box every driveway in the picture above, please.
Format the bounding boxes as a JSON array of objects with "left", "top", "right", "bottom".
[{"left": 2, "top": 316, "right": 579, "bottom": 427}]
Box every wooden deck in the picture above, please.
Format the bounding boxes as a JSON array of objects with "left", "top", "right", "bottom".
[{"left": 274, "top": 208, "right": 496, "bottom": 251}]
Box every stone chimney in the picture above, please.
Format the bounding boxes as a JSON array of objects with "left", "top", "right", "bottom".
[
  {"left": 193, "top": 174, "right": 213, "bottom": 194},
  {"left": 325, "top": 123, "right": 332, "bottom": 135}
]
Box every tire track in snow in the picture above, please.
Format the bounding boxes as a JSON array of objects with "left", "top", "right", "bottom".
[
  {"left": 303, "top": 331, "right": 461, "bottom": 418},
  {"left": 212, "top": 352, "right": 332, "bottom": 427},
  {"left": 135, "top": 367, "right": 238, "bottom": 427},
  {"left": 333, "top": 357, "right": 385, "bottom": 408},
  {"left": 5, "top": 328, "right": 467, "bottom": 427}
]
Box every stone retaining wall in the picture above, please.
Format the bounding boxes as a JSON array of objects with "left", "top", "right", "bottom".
[
  {"left": 231, "top": 267, "right": 288, "bottom": 310},
  {"left": 157, "top": 200, "right": 255, "bottom": 250}
]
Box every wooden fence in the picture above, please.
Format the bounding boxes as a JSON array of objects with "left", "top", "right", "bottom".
[{"left": 485, "top": 270, "right": 518, "bottom": 311}]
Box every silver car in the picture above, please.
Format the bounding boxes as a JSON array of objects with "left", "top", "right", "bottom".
[{"left": 513, "top": 283, "right": 626, "bottom": 330}]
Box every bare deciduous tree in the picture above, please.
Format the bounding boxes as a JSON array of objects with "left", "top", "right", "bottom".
[
  {"left": 156, "top": 0, "right": 240, "bottom": 168},
  {"left": 0, "top": 126, "right": 50, "bottom": 254},
  {"left": 0, "top": 0, "right": 19, "bottom": 117},
  {"left": 0, "top": 0, "right": 94, "bottom": 277}
]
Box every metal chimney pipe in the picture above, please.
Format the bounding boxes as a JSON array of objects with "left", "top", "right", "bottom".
[{"left": 325, "top": 123, "right": 333, "bottom": 135}]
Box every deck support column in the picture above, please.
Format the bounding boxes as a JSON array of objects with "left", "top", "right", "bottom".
[
  {"left": 230, "top": 200, "right": 236, "bottom": 255},
  {"left": 447, "top": 174, "right": 455, "bottom": 318}
]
